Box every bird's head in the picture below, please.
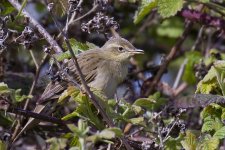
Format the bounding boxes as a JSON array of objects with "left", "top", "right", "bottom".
[{"left": 102, "top": 37, "right": 144, "bottom": 62}]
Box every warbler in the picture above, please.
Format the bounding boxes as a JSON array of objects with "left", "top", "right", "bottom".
[
  {"left": 39, "top": 37, "right": 144, "bottom": 102},
  {"left": 14, "top": 37, "right": 143, "bottom": 141}
]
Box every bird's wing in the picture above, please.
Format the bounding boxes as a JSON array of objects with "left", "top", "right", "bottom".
[
  {"left": 67, "top": 49, "right": 102, "bottom": 84},
  {"left": 38, "top": 49, "right": 102, "bottom": 103},
  {"left": 38, "top": 81, "right": 68, "bottom": 102}
]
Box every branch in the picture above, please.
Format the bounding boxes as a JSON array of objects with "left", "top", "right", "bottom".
[
  {"left": 68, "top": 4, "right": 98, "bottom": 27},
  {"left": 7, "top": 106, "right": 67, "bottom": 126},
  {"left": 8, "top": 0, "right": 63, "bottom": 54},
  {"left": 144, "top": 21, "right": 193, "bottom": 96}
]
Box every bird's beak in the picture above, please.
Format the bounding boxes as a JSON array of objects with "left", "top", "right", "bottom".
[{"left": 128, "top": 49, "right": 144, "bottom": 55}]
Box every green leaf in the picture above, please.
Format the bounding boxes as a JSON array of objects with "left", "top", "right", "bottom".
[
  {"left": 156, "top": 18, "right": 184, "bottom": 38},
  {"left": 106, "top": 127, "right": 123, "bottom": 137},
  {"left": 0, "top": 1, "right": 15, "bottom": 15},
  {"left": 14, "top": 89, "right": 32, "bottom": 102},
  {"left": 201, "top": 104, "right": 223, "bottom": 119},
  {"left": 157, "top": 0, "right": 183, "bottom": 18},
  {"left": 213, "top": 126, "right": 225, "bottom": 139},
  {"left": 0, "top": 82, "right": 10, "bottom": 94},
  {"left": 201, "top": 116, "right": 223, "bottom": 133},
  {"left": 0, "top": 82, "right": 32, "bottom": 103},
  {"left": 58, "top": 86, "right": 79, "bottom": 103},
  {"left": 62, "top": 111, "right": 80, "bottom": 121},
  {"left": 134, "top": 98, "right": 156, "bottom": 110},
  {"left": 56, "top": 38, "right": 90, "bottom": 61},
  {"left": 0, "top": 140, "right": 7, "bottom": 150},
  {"left": 199, "top": 0, "right": 209, "bottom": 2},
  {"left": 46, "top": 138, "right": 67, "bottom": 150},
  {"left": 182, "top": 51, "right": 202, "bottom": 84},
  {"left": 62, "top": 38, "right": 89, "bottom": 52},
  {"left": 181, "top": 130, "right": 197, "bottom": 150},
  {"left": 134, "top": 0, "right": 157, "bottom": 24},
  {"left": 129, "top": 117, "right": 144, "bottom": 124},
  {"left": 71, "top": 93, "right": 105, "bottom": 129},
  {"left": 196, "top": 66, "right": 219, "bottom": 94},
  {"left": 197, "top": 135, "right": 219, "bottom": 150},
  {"left": 99, "top": 129, "right": 116, "bottom": 139}
]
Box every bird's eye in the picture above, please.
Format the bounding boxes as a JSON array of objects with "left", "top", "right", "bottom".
[{"left": 118, "top": 46, "right": 124, "bottom": 51}]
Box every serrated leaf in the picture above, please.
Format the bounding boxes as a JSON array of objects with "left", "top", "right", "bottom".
[
  {"left": 134, "top": 0, "right": 157, "bottom": 24},
  {"left": 157, "top": 0, "right": 183, "bottom": 18},
  {"left": 197, "top": 135, "right": 219, "bottom": 150},
  {"left": 202, "top": 116, "right": 223, "bottom": 133},
  {"left": 196, "top": 66, "right": 219, "bottom": 94},
  {"left": 213, "top": 126, "right": 225, "bottom": 139},
  {"left": 181, "top": 130, "right": 197, "bottom": 150}
]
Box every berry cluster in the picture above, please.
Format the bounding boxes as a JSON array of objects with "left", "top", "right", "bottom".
[
  {"left": 15, "top": 26, "right": 39, "bottom": 49},
  {"left": 81, "top": 12, "right": 119, "bottom": 34}
]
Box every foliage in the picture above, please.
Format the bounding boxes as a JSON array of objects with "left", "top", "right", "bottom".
[
  {"left": 2, "top": 0, "right": 225, "bottom": 149},
  {"left": 0, "top": 82, "right": 32, "bottom": 103}
]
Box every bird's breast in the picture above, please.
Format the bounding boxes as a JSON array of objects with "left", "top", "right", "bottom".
[{"left": 88, "top": 61, "right": 129, "bottom": 98}]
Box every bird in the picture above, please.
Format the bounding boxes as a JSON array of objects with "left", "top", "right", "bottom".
[
  {"left": 13, "top": 37, "right": 144, "bottom": 142},
  {"left": 39, "top": 37, "right": 144, "bottom": 101}
]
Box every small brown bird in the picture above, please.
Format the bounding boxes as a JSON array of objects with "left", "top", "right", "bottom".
[
  {"left": 14, "top": 37, "right": 143, "bottom": 141},
  {"left": 39, "top": 37, "right": 143, "bottom": 101}
]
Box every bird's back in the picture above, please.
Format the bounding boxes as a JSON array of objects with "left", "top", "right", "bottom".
[{"left": 39, "top": 48, "right": 104, "bottom": 102}]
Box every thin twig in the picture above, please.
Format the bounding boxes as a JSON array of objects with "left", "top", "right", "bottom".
[
  {"left": 173, "top": 82, "right": 188, "bottom": 97},
  {"left": 173, "top": 59, "right": 187, "bottom": 89},
  {"left": 29, "top": 50, "right": 39, "bottom": 69},
  {"left": 7, "top": 106, "right": 67, "bottom": 125},
  {"left": 24, "top": 53, "right": 48, "bottom": 110},
  {"left": 11, "top": 53, "right": 48, "bottom": 141},
  {"left": 68, "top": 0, "right": 84, "bottom": 24},
  {"left": 69, "top": 4, "right": 98, "bottom": 26},
  {"left": 191, "top": 25, "right": 205, "bottom": 51}
]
